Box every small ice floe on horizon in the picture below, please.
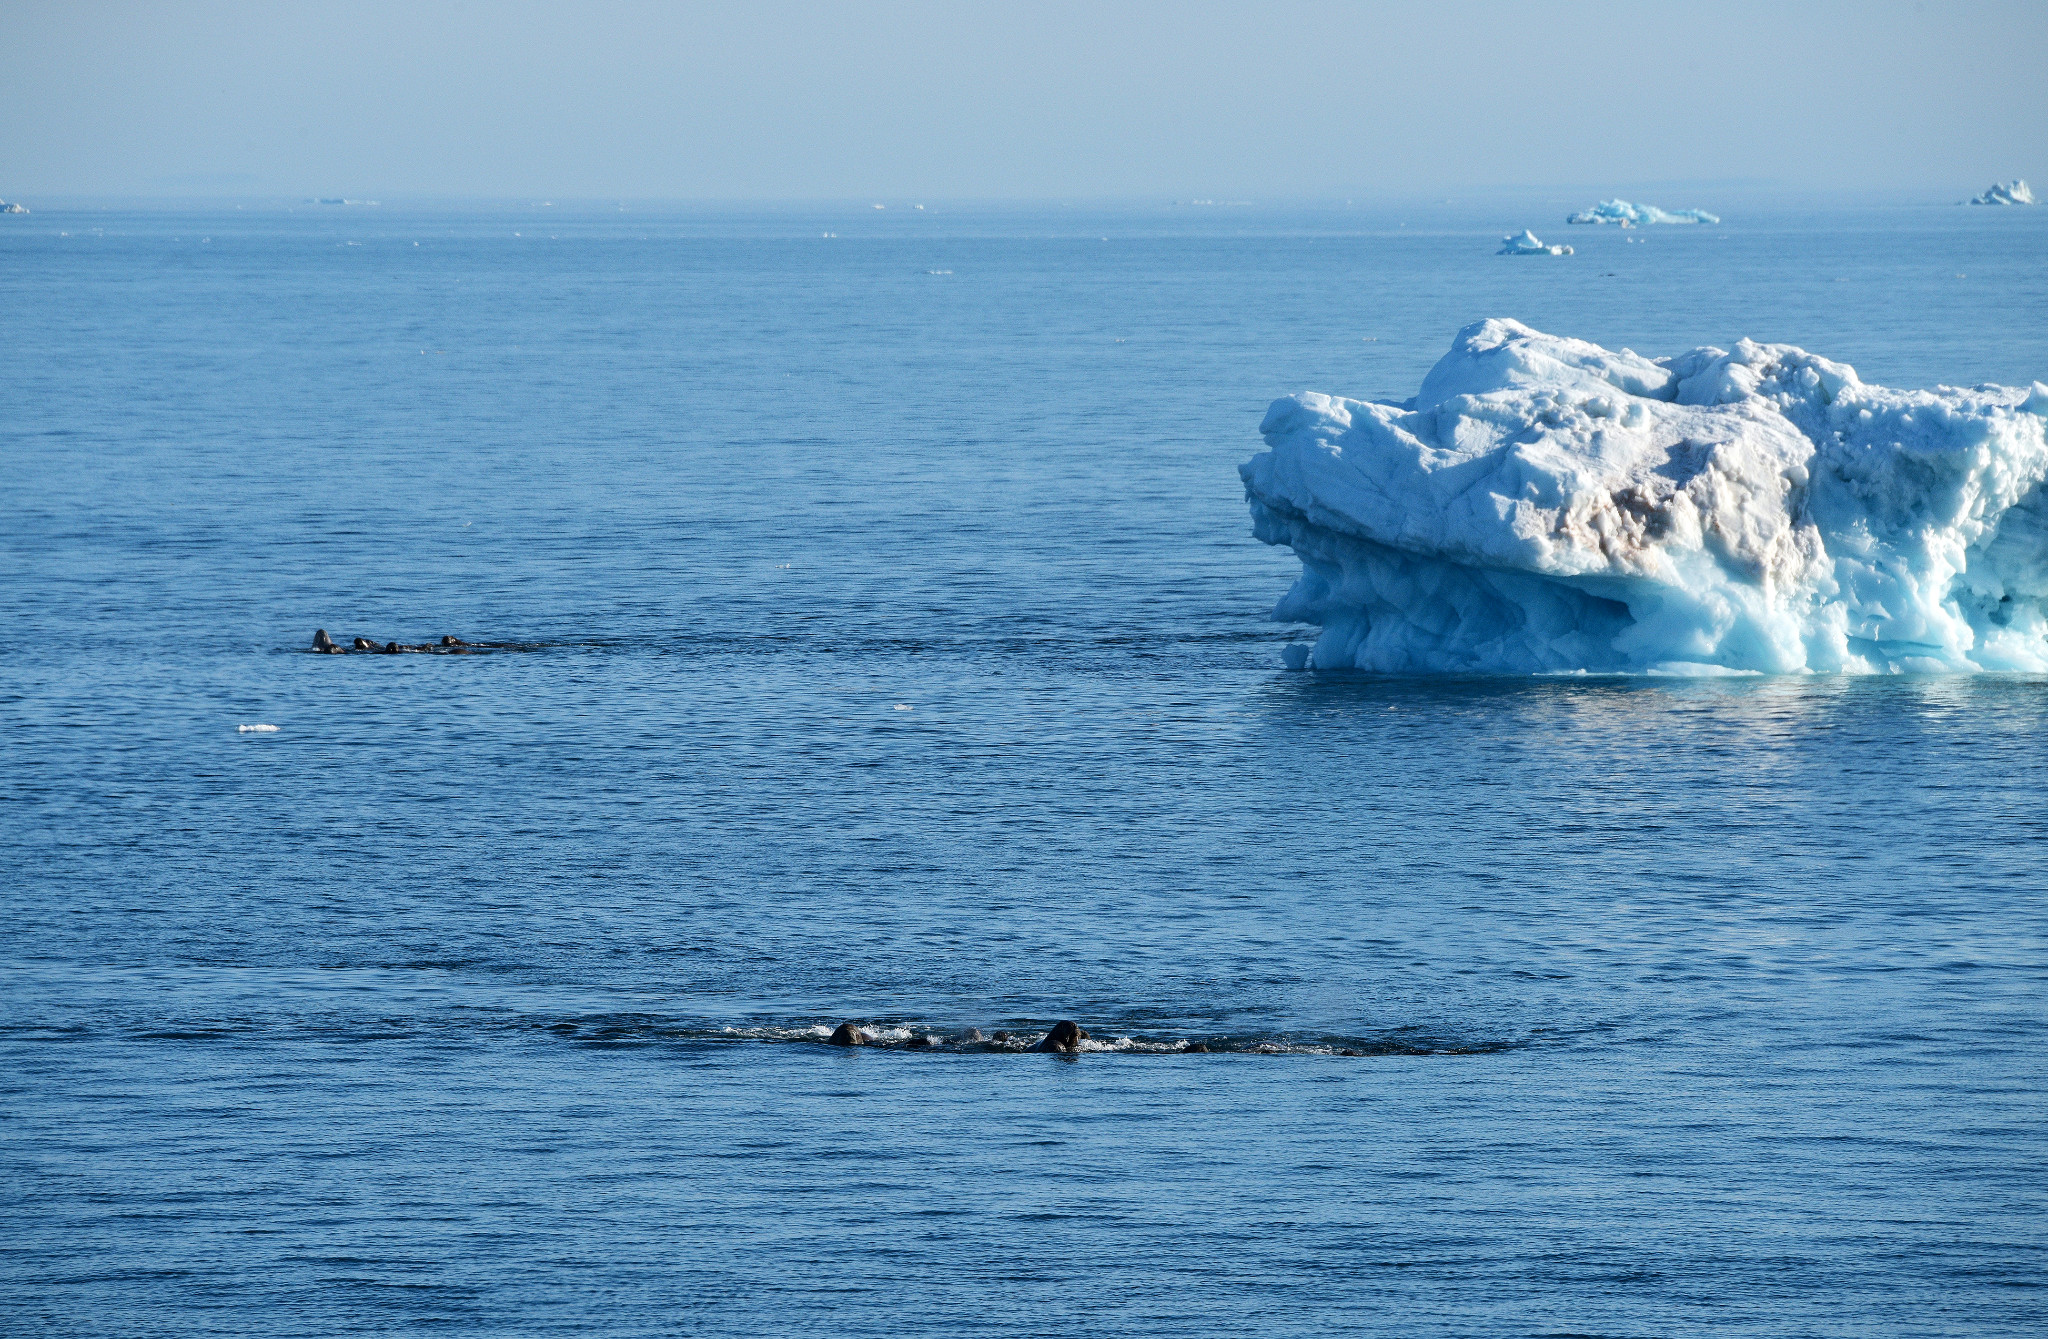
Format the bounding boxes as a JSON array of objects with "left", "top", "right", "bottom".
[
  {"left": 925, "top": 269, "right": 952, "bottom": 275},
  {"left": 1567, "top": 199, "right": 1719, "bottom": 225},
  {"left": 1965, "top": 179, "right": 2035, "bottom": 206},
  {"left": 1498, "top": 229, "right": 1572, "bottom": 256},
  {"left": 1243, "top": 318, "right": 2048, "bottom": 674},
  {"left": 893, "top": 703, "right": 913, "bottom": 711},
  {"left": 237, "top": 724, "right": 280, "bottom": 733},
  {"left": 0, "top": 199, "right": 28, "bottom": 215}
]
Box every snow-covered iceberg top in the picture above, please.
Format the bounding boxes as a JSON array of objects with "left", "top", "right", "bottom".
[
  {"left": 1498, "top": 229, "right": 1572, "bottom": 256},
  {"left": 1242, "top": 319, "right": 2048, "bottom": 674},
  {"left": 1567, "top": 199, "right": 1719, "bottom": 225},
  {"left": 1966, "top": 179, "right": 2034, "bottom": 206}
]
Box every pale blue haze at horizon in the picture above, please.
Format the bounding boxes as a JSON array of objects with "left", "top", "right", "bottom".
[{"left": 0, "top": 0, "right": 2043, "bottom": 199}]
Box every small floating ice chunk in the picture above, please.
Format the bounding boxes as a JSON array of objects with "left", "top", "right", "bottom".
[
  {"left": 1566, "top": 199, "right": 1720, "bottom": 225},
  {"left": 1498, "top": 229, "right": 1572, "bottom": 256},
  {"left": 237, "top": 724, "right": 280, "bottom": 733},
  {"left": 1965, "top": 179, "right": 2035, "bottom": 206}
]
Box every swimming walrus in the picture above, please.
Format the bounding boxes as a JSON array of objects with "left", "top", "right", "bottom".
[
  {"left": 827, "top": 1022, "right": 867, "bottom": 1047},
  {"left": 312, "top": 629, "right": 342, "bottom": 654},
  {"left": 1030, "top": 1021, "right": 1087, "bottom": 1053}
]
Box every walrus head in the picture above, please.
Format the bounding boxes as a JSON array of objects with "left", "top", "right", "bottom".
[{"left": 1033, "top": 1020, "right": 1086, "bottom": 1053}]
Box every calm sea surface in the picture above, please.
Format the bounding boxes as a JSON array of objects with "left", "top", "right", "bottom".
[{"left": 4, "top": 200, "right": 2046, "bottom": 1336}]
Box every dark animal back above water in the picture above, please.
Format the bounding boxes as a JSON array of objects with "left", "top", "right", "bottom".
[
  {"left": 1031, "top": 1021, "right": 1086, "bottom": 1053},
  {"left": 307, "top": 630, "right": 531, "bottom": 655}
]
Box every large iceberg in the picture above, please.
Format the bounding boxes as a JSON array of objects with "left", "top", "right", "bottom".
[
  {"left": 1242, "top": 319, "right": 2048, "bottom": 674},
  {"left": 1498, "top": 229, "right": 1572, "bottom": 256},
  {"left": 1966, "top": 180, "right": 2035, "bottom": 206},
  {"left": 1567, "top": 199, "right": 1719, "bottom": 226}
]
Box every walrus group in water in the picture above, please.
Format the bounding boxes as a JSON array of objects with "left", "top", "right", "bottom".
[
  {"left": 827, "top": 1020, "right": 1089, "bottom": 1052},
  {"left": 818, "top": 1021, "right": 1363, "bottom": 1056},
  {"left": 311, "top": 629, "right": 503, "bottom": 655}
]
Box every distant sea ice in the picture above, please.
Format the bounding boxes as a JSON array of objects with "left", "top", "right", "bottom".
[
  {"left": 1498, "top": 229, "right": 1572, "bottom": 256},
  {"left": 1966, "top": 180, "right": 2035, "bottom": 206},
  {"left": 1566, "top": 199, "right": 1720, "bottom": 225}
]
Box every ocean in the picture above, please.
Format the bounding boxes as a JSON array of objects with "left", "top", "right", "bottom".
[{"left": 4, "top": 199, "right": 2046, "bottom": 1336}]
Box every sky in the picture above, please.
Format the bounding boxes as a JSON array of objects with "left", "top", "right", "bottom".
[{"left": 2, "top": 0, "right": 2044, "bottom": 200}]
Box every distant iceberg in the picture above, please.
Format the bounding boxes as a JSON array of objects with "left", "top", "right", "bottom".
[
  {"left": 1965, "top": 179, "right": 2034, "bottom": 206},
  {"left": 1242, "top": 319, "right": 2048, "bottom": 674},
  {"left": 1498, "top": 229, "right": 1572, "bottom": 256},
  {"left": 1567, "top": 199, "right": 1719, "bottom": 226},
  {"left": 0, "top": 199, "right": 26, "bottom": 215}
]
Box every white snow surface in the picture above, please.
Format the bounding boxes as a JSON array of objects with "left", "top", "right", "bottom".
[
  {"left": 1966, "top": 179, "right": 2035, "bottom": 206},
  {"left": 1498, "top": 229, "right": 1572, "bottom": 256},
  {"left": 1567, "top": 199, "right": 1719, "bottom": 225},
  {"left": 1241, "top": 319, "right": 2048, "bottom": 674}
]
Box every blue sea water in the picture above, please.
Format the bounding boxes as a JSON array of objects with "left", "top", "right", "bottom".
[{"left": 3, "top": 199, "right": 2047, "bottom": 1337}]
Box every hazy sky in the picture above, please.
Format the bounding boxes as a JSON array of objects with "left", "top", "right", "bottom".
[{"left": 3, "top": 0, "right": 2043, "bottom": 199}]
